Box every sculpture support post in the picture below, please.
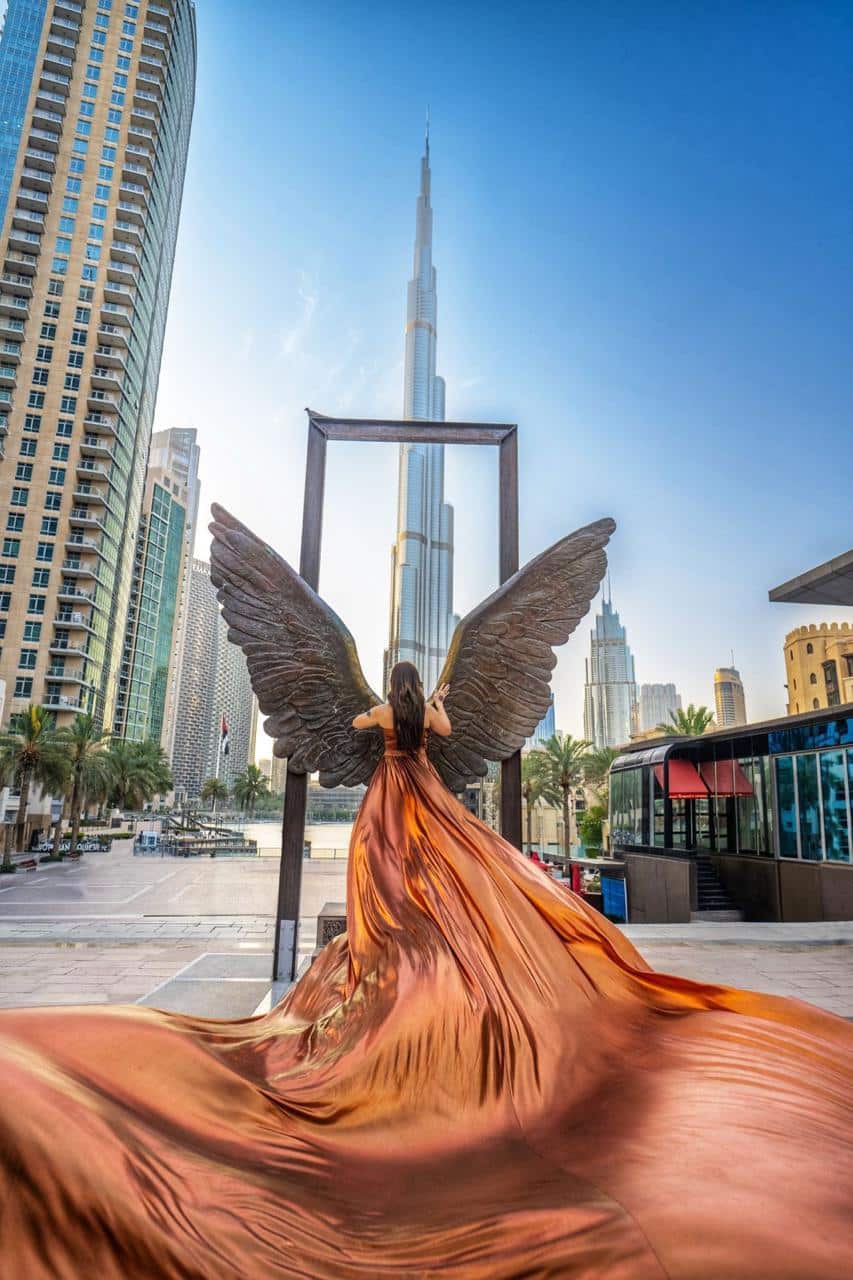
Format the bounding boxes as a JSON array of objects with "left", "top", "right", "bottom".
[
  {"left": 498, "top": 428, "right": 522, "bottom": 850},
  {"left": 273, "top": 418, "right": 327, "bottom": 982}
]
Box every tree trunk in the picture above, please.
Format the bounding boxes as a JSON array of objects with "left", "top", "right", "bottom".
[
  {"left": 15, "top": 767, "right": 31, "bottom": 856},
  {"left": 49, "top": 814, "right": 63, "bottom": 861},
  {"left": 561, "top": 786, "right": 571, "bottom": 859},
  {"left": 525, "top": 793, "right": 533, "bottom": 852},
  {"left": 0, "top": 824, "right": 12, "bottom": 873},
  {"left": 69, "top": 775, "right": 83, "bottom": 856}
]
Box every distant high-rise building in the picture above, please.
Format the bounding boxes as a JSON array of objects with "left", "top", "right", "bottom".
[
  {"left": 383, "top": 133, "right": 457, "bottom": 695},
  {"left": 171, "top": 559, "right": 255, "bottom": 799},
  {"left": 525, "top": 693, "right": 556, "bottom": 750},
  {"left": 784, "top": 623, "right": 853, "bottom": 715},
  {"left": 583, "top": 596, "right": 638, "bottom": 749},
  {"left": 639, "top": 683, "right": 682, "bottom": 733},
  {"left": 155, "top": 427, "right": 199, "bottom": 756},
  {"left": 114, "top": 428, "right": 199, "bottom": 743},
  {"left": 269, "top": 754, "right": 286, "bottom": 795},
  {"left": 714, "top": 666, "right": 747, "bottom": 728},
  {"left": 0, "top": 0, "right": 196, "bottom": 727}
]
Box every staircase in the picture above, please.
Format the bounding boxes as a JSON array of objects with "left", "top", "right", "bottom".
[{"left": 691, "top": 853, "right": 743, "bottom": 921}]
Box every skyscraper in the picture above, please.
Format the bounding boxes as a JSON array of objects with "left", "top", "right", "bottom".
[
  {"left": 154, "top": 425, "right": 199, "bottom": 755},
  {"left": 639, "top": 682, "right": 682, "bottom": 733},
  {"left": 171, "top": 558, "right": 256, "bottom": 799},
  {"left": 583, "top": 596, "right": 638, "bottom": 749},
  {"left": 0, "top": 0, "right": 196, "bottom": 728},
  {"left": 525, "top": 693, "right": 556, "bottom": 750},
  {"left": 113, "top": 426, "right": 199, "bottom": 743},
  {"left": 383, "top": 134, "right": 456, "bottom": 694},
  {"left": 714, "top": 666, "right": 747, "bottom": 728},
  {"left": 0, "top": 1, "right": 48, "bottom": 233}
]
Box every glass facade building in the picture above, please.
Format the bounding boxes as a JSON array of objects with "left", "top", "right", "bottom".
[
  {"left": 0, "top": 0, "right": 196, "bottom": 729},
  {"left": 610, "top": 707, "right": 853, "bottom": 920},
  {"left": 0, "top": 0, "right": 47, "bottom": 234}
]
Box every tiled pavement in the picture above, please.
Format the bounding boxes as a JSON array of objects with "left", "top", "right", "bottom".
[{"left": 0, "top": 844, "right": 851, "bottom": 1019}]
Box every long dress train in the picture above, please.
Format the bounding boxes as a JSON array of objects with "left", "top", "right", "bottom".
[{"left": 0, "top": 726, "right": 851, "bottom": 1278}]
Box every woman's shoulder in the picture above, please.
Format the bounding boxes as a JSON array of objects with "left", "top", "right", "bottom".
[{"left": 372, "top": 702, "right": 394, "bottom": 728}]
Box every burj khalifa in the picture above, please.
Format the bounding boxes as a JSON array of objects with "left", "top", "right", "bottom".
[{"left": 383, "top": 135, "right": 457, "bottom": 694}]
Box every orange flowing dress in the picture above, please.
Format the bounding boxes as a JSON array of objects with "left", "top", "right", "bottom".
[{"left": 0, "top": 725, "right": 851, "bottom": 1278}]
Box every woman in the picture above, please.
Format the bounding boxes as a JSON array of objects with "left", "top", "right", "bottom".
[{"left": 0, "top": 661, "right": 851, "bottom": 1278}]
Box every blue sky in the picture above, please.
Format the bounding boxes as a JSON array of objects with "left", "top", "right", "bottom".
[{"left": 152, "top": 0, "right": 853, "bottom": 751}]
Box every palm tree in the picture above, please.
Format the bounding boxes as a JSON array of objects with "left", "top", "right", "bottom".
[
  {"left": 232, "top": 764, "right": 269, "bottom": 818},
  {"left": 104, "top": 739, "right": 173, "bottom": 811},
  {"left": 656, "top": 704, "right": 715, "bottom": 737},
  {"left": 56, "top": 713, "right": 112, "bottom": 858},
  {"left": 201, "top": 777, "right": 229, "bottom": 809},
  {"left": 0, "top": 706, "right": 68, "bottom": 867},
  {"left": 584, "top": 746, "right": 619, "bottom": 805},
  {"left": 537, "top": 734, "right": 591, "bottom": 858},
  {"left": 521, "top": 753, "right": 548, "bottom": 852}
]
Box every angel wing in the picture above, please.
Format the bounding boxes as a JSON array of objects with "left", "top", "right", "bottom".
[
  {"left": 428, "top": 518, "right": 616, "bottom": 791},
  {"left": 208, "top": 504, "right": 383, "bottom": 787}
]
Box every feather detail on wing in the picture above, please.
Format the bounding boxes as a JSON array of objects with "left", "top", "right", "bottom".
[
  {"left": 428, "top": 518, "right": 616, "bottom": 792},
  {"left": 209, "top": 504, "right": 383, "bottom": 787}
]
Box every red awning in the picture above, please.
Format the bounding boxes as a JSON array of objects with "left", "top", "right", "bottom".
[
  {"left": 698, "top": 760, "right": 754, "bottom": 797},
  {"left": 654, "top": 760, "right": 709, "bottom": 799}
]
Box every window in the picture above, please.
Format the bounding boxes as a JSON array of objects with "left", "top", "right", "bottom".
[
  {"left": 69, "top": 158, "right": 85, "bottom": 174},
  {"left": 0, "top": 565, "right": 16, "bottom": 583},
  {"left": 809, "top": 672, "right": 817, "bottom": 684},
  {"left": 76, "top": 121, "right": 92, "bottom": 137},
  {"left": 78, "top": 287, "right": 94, "bottom": 303},
  {"left": 126, "top": 3, "right": 138, "bottom": 15},
  {"left": 2, "top": 539, "right": 20, "bottom": 558},
  {"left": 51, "top": 257, "right": 68, "bottom": 275},
  {"left": 113, "top": 73, "right": 127, "bottom": 89},
  {"left": 75, "top": 307, "right": 91, "bottom": 324},
  {"left": 56, "top": 419, "right": 73, "bottom": 437},
  {"left": 98, "top": 164, "right": 113, "bottom": 180},
  {"left": 86, "top": 65, "right": 101, "bottom": 81},
  {"left": 43, "top": 493, "right": 61, "bottom": 512},
  {"left": 85, "top": 245, "right": 102, "bottom": 264},
  {"left": 83, "top": 81, "right": 98, "bottom": 98},
  {"left": 806, "top": 642, "right": 814, "bottom": 654},
  {"left": 21, "top": 416, "right": 38, "bottom": 434},
  {"left": 32, "top": 368, "right": 49, "bottom": 386},
  {"left": 10, "top": 487, "right": 28, "bottom": 506},
  {"left": 35, "top": 542, "right": 54, "bottom": 563},
  {"left": 48, "top": 467, "right": 66, "bottom": 485},
  {"left": 40, "top": 324, "right": 56, "bottom": 341},
  {"left": 79, "top": 102, "right": 95, "bottom": 118},
  {"left": 32, "top": 567, "right": 50, "bottom": 585},
  {"left": 51, "top": 445, "right": 69, "bottom": 462},
  {"left": 19, "top": 439, "right": 36, "bottom": 457},
  {"left": 60, "top": 396, "right": 77, "bottom": 413},
  {"left": 72, "top": 139, "right": 89, "bottom": 156},
  {"left": 59, "top": 216, "right": 75, "bottom": 234},
  {"left": 101, "top": 146, "right": 116, "bottom": 162},
  {"left": 82, "top": 265, "right": 98, "bottom": 282},
  {"left": 119, "top": 38, "right": 132, "bottom": 53},
  {"left": 95, "top": 184, "right": 111, "bottom": 200},
  {"left": 26, "top": 594, "right": 45, "bottom": 613},
  {"left": 115, "top": 57, "right": 130, "bottom": 72},
  {"left": 107, "top": 108, "right": 122, "bottom": 124},
  {"left": 14, "top": 679, "right": 33, "bottom": 698},
  {"left": 0, "top": 593, "right": 10, "bottom": 609},
  {"left": 823, "top": 660, "right": 840, "bottom": 707},
  {"left": 95, "top": 10, "right": 110, "bottom": 25},
  {"left": 62, "top": 197, "right": 78, "bottom": 213},
  {"left": 47, "top": 279, "right": 64, "bottom": 298},
  {"left": 18, "top": 649, "right": 37, "bottom": 669},
  {"left": 110, "top": 92, "right": 125, "bottom": 107},
  {"left": 67, "top": 351, "right": 84, "bottom": 368},
  {"left": 89, "top": 44, "right": 104, "bottom": 59},
  {"left": 43, "top": 301, "right": 60, "bottom": 318},
  {"left": 36, "top": 344, "right": 53, "bottom": 362},
  {"left": 22, "top": 622, "right": 41, "bottom": 642},
  {"left": 15, "top": 463, "right": 33, "bottom": 481},
  {"left": 64, "top": 374, "right": 81, "bottom": 391},
  {"left": 27, "top": 392, "right": 45, "bottom": 409},
  {"left": 6, "top": 515, "right": 23, "bottom": 532},
  {"left": 845, "top": 655, "right": 853, "bottom": 678},
  {"left": 91, "top": 204, "right": 107, "bottom": 221},
  {"left": 122, "top": 20, "right": 136, "bottom": 33},
  {"left": 40, "top": 516, "right": 58, "bottom": 534},
  {"left": 71, "top": 328, "right": 88, "bottom": 346},
  {"left": 66, "top": 178, "right": 82, "bottom": 195}
]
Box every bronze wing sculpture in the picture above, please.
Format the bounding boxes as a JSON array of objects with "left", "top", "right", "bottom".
[{"left": 209, "top": 504, "right": 615, "bottom": 791}]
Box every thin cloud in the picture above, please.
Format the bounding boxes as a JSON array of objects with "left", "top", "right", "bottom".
[{"left": 279, "top": 274, "right": 318, "bottom": 358}]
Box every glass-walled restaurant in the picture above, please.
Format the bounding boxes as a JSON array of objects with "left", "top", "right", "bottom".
[{"left": 609, "top": 707, "right": 853, "bottom": 921}]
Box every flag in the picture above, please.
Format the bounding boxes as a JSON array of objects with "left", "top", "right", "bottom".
[{"left": 220, "top": 715, "right": 230, "bottom": 757}]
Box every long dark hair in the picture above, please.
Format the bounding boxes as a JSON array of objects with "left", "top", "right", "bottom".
[{"left": 388, "top": 661, "right": 425, "bottom": 751}]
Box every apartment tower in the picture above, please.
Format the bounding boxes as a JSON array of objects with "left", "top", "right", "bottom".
[
  {"left": 0, "top": 0, "right": 196, "bottom": 726},
  {"left": 639, "top": 682, "right": 682, "bottom": 734},
  {"left": 113, "top": 424, "right": 199, "bottom": 742},
  {"left": 713, "top": 666, "right": 747, "bottom": 728}
]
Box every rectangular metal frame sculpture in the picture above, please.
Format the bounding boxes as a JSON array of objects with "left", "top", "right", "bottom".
[{"left": 274, "top": 408, "right": 522, "bottom": 981}]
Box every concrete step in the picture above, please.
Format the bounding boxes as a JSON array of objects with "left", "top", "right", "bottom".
[{"left": 690, "top": 909, "right": 744, "bottom": 922}]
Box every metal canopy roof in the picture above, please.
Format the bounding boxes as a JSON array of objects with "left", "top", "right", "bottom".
[{"left": 769, "top": 550, "right": 853, "bottom": 606}]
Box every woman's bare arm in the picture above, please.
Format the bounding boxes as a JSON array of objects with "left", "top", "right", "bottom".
[
  {"left": 352, "top": 703, "right": 392, "bottom": 731},
  {"left": 426, "top": 684, "right": 452, "bottom": 737}
]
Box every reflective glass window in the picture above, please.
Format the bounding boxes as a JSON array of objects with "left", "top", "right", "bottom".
[
  {"left": 776, "top": 756, "right": 798, "bottom": 858},
  {"left": 796, "top": 754, "right": 822, "bottom": 861},
  {"left": 820, "top": 751, "right": 850, "bottom": 862}
]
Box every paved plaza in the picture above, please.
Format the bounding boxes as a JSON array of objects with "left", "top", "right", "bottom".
[{"left": 0, "top": 842, "right": 850, "bottom": 1019}]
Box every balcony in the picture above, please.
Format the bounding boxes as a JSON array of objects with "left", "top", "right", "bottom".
[
  {"left": 0, "top": 365, "right": 17, "bottom": 387},
  {"left": 92, "top": 345, "right": 126, "bottom": 371},
  {"left": 16, "top": 188, "right": 49, "bottom": 215},
  {"left": 127, "top": 118, "right": 157, "bottom": 147},
  {"left": 0, "top": 341, "right": 21, "bottom": 362},
  {"left": 65, "top": 532, "right": 103, "bottom": 554},
  {"left": 69, "top": 507, "right": 108, "bottom": 535},
  {"left": 54, "top": 0, "right": 83, "bottom": 16},
  {"left": 96, "top": 322, "right": 129, "bottom": 349},
  {"left": 132, "top": 89, "right": 162, "bottom": 118},
  {"left": 50, "top": 641, "right": 89, "bottom": 660},
  {"left": 81, "top": 434, "right": 117, "bottom": 462},
  {"left": 82, "top": 414, "right": 118, "bottom": 438},
  {"left": 28, "top": 127, "right": 60, "bottom": 153},
  {"left": 91, "top": 366, "right": 124, "bottom": 395},
  {"left": 42, "top": 50, "right": 74, "bottom": 73},
  {"left": 20, "top": 166, "right": 52, "bottom": 193},
  {"left": 38, "top": 70, "right": 70, "bottom": 93},
  {"left": 116, "top": 200, "right": 146, "bottom": 227},
  {"left": 118, "top": 179, "right": 149, "bottom": 207},
  {"left": 56, "top": 584, "right": 96, "bottom": 604},
  {"left": 60, "top": 560, "right": 98, "bottom": 580},
  {"left": 0, "top": 295, "right": 29, "bottom": 318},
  {"left": 50, "top": 16, "right": 80, "bottom": 36},
  {"left": 43, "top": 694, "right": 83, "bottom": 710},
  {"left": 8, "top": 226, "right": 41, "bottom": 256},
  {"left": 5, "top": 250, "right": 38, "bottom": 276},
  {"left": 0, "top": 317, "right": 25, "bottom": 339},
  {"left": 46, "top": 32, "right": 78, "bottom": 54},
  {"left": 103, "top": 280, "right": 136, "bottom": 307},
  {"left": 87, "top": 386, "right": 121, "bottom": 410},
  {"left": 100, "top": 300, "right": 133, "bottom": 327},
  {"left": 72, "top": 484, "right": 108, "bottom": 507},
  {"left": 1, "top": 273, "right": 34, "bottom": 298},
  {"left": 54, "top": 612, "right": 95, "bottom": 633},
  {"left": 25, "top": 144, "right": 58, "bottom": 170},
  {"left": 111, "top": 231, "right": 141, "bottom": 258}
]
